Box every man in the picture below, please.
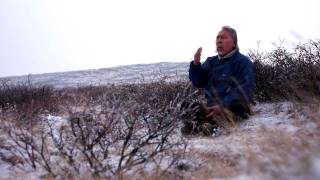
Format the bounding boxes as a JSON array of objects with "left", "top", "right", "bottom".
[{"left": 182, "top": 26, "right": 255, "bottom": 136}]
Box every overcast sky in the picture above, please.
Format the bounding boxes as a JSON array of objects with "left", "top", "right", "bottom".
[{"left": 0, "top": 0, "right": 319, "bottom": 77}]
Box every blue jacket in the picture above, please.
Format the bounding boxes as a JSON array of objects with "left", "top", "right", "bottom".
[{"left": 189, "top": 50, "right": 255, "bottom": 108}]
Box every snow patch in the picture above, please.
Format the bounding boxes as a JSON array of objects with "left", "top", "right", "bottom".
[
  {"left": 311, "top": 157, "right": 320, "bottom": 179},
  {"left": 43, "top": 115, "right": 68, "bottom": 141},
  {"left": 0, "top": 160, "right": 11, "bottom": 179}
]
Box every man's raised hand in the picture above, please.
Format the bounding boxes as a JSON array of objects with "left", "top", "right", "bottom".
[{"left": 193, "top": 47, "right": 202, "bottom": 65}]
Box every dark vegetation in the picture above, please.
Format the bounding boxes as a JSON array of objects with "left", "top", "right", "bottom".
[
  {"left": 250, "top": 40, "right": 320, "bottom": 102},
  {"left": 0, "top": 81, "right": 198, "bottom": 178},
  {"left": 0, "top": 40, "right": 319, "bottom": 178}
]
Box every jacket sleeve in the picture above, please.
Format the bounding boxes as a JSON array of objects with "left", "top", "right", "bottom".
[
  {"left": 189, "top": 58, "right": 210, "bottom": 88},
  {"left": 222, "top": 57, "right": 256, "bottom": 108}
]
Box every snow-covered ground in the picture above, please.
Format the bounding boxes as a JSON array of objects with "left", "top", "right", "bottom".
[
  {"left": 0, "top": 62, "right": 189, "bottom": 88},
  {"left": 184, "top": 102, "right": 320, "bottom": 180},
  {"left": 1, "top": 102, "right": 319, "bottom": 179}
]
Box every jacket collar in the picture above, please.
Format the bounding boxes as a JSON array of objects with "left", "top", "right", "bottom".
[{"left": 218, "top": 48, "right": 239, "bottom": 60}]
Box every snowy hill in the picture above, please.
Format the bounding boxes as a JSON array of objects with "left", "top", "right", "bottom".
[{"left": 1, "top": 62, "right": 190, "bottom": 88}]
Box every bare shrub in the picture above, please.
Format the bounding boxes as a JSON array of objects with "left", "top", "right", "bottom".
[
  {"left": 0, "top": 80, "right": 196, "bottom": 178},
  {"left": 0, "top": 77, "right": 58, "bottom": 115},
  {"left": 250, "top": 40, "right": 320, "bottom": 102},
  {"left": 0, "top": 121, "right": 54, "bottom": 174}
]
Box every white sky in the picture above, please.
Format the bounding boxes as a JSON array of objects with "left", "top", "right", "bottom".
[{"left": 0, "top": 0, "right": 319, "bottom": 77}]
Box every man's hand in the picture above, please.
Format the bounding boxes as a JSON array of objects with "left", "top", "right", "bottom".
[
  {"left": 193, "top": 47, "right": 202, "bottom": 65},
  {"left": 206, "top": 105, "right": 223, "bottom": 118}
]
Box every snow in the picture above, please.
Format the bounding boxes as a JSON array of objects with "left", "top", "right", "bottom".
[
  {"left": 43, "top": 115, "right": 68, "bottom": 142},
  {"left": 1, "top": 101, "right": 319, "bottom": 179},
  {"left": 185, "top": 101, "right": 320, "bottom": 179},
  {"left": 311, "top": 157, "right": 320, "bottom": 179},
  {"left": 188, "top": 102, "right": 303, "bottom": 153},
  {"left": 0, "top": 62, "right": 189, "bottom": 88},
  {"left": 0, "top": 159, "right": 45, "bottom": 180},
  {"left": 0, "top": 160, "right": 11, "bottom": 179}
]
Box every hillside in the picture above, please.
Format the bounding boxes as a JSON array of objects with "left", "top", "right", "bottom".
[{"left": 1, "top": 62, "right": 189, "bottom": 88}]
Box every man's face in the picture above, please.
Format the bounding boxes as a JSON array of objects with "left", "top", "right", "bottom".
[{"left": 216, "top": 30, "right": 236, "bottom": 57}]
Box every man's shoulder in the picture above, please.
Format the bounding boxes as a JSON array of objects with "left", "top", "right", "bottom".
[{"left": 235, "top": 52, "right": 252, "bottom": 64}]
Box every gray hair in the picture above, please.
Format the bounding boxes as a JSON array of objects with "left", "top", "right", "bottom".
[{"left": 221, "top": 26, "right": 239, "bottom": 50}]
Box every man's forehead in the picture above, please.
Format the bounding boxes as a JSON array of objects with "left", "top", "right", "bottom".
[{"left": 217, "top": 30, "right": 231, "bottom": 37}]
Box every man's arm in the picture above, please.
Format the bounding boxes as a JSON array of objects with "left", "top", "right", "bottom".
[{"left": 189, "top": 47, "right": 209, "bottom": 88}]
